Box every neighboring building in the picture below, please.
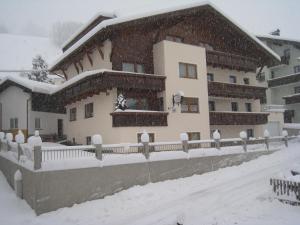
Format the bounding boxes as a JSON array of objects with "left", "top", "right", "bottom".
[
  {"left": 257, "top": 34, "right": 300, "bottom": 124},
  {"left": 0, "top": 75, "right": 66, "bottom": 140},
  {"left": 47, "top": 2, "right": 279, "bottom": 144}
]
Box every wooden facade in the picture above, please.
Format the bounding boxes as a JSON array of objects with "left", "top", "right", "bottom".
[
  {"left": 209, "top": 111, "right": 269, "bottom": 125},
  {"left": 111, "top": 111, "right": 168, "bottom": 127},
  {"left": 268, "top": 73, "right": 300, "bottom": 88},
  {"left": 208, "top": 81, "right": 267, "bottom": 103}
]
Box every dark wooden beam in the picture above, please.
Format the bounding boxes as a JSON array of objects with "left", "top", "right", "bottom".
[
  {"left": 78, "top": 60, "right": 83, "bottom": 71},
  {"left": 86, "top": 51, "right": 93, "bottom": 66},
  {"left": 96, "top": 44, "right": 104, "bottom": 60},
  {"left": 74, "top": 63, "right": 79, "bottom": 74}
]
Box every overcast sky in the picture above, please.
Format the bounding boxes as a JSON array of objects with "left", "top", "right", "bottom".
[{"left": 0, "top": 0, "right": 299, "bottom": 39}]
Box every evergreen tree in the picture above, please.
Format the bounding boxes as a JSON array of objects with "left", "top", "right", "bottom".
[{"left": 27, "top": 55, "right": 51, "bottom": 83}]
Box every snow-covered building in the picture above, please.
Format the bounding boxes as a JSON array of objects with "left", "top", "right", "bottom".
[
  {"left": 257, "top": 34, "right": 300, "bottom": 124},
  {"left": 48, "top": 2, "right": 280, "bottom": 144}
]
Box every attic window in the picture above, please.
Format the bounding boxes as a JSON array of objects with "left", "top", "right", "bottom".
[{"left": 166, "top": 35, "right": 183, "bottom": 43}]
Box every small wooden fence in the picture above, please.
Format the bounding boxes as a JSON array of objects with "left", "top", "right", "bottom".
[{"left": 270, "top": 178, "right": 300, "bottom": 205}]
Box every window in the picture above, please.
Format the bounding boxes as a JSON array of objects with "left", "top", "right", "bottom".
[
  {"left": 86, "top": 136, "right": 91, "bottom": 145},
  {"left": 35, "top": 118, "right": 41, "bottom": 129},
  {"left": 243, "top": 78, "right": 250, "bottom": 85},
  {"left": 245, "top": 103, "right": 252, "bottom": 112},
  {"left": 294, "top": 65, "right": 300, "bottom": 73},
  {"left": 126, "top": 98, "right": 149, "bottom": 110},
  {"left": 294, "top": 86, "right": 300, "bottom": 94},
  {"left": 166, "top": 35, "right": 183, "bottom": 43},
  {"left": 137, "top": 133, "right": 155, "bottom": 143},
  {"left": 181, "top": 97, "right": 199, "bottom": 113},
  {"left": 209, "top": 101, "right": 215, "bottom": 111},
  {"left": 207, "top": 73, "right": 214, "bottom": 82},
  {"left": 10, "top": 118, "right": 18, "bottom": 129},
  {"left": 122, "top": 63, "right": 145, "bottom": 73},
  {"left": 179, "top": 63, "right": 197, "bottom": 79},
  {"left": 187, "top": 132, "right": 201, "bottom": 140},
  {"left": 246, "top": 129, "right": 254, "bottom": 139},
  {"left": 85, "top": 103, "right": 94, "bottom": 118},
  {"left": 231, "top": 102, "right": 238, "bottom": 111},
  {"left": 69, "top": 108, "right": 77, "bottom": 121},
  {"left": 229, "top": 75, "right": 237, "bottom": 84}
]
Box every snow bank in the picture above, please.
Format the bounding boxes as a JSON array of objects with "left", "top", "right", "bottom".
[
  {"left": 213, "top": 130, "right": 221, "bottom": 140},
  {"left": 15, "top": 130, "right": 25, "bottom": 144},
  {"left": 239, "top": 131, "right": 247, "bottom": 139},
  {"left": 264, "top": 129, "right": 270, "bottom": 138},
  {"left": 141, "top": 131, "right": 149, "bottom": 143},
  {"left": 6, "top": 133, "right": 13, "bottom": 142},
  {"left": 282, "top": 130, "right": 288, "bottom": 137}
]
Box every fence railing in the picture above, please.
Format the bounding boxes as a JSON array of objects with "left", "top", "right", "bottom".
[{"left": 270, "top": 178, "right": 300, "bottom": 205}]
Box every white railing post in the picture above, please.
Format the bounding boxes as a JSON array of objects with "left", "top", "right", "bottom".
[
  {"left": 264, "top": 129, "right": 270, "bottom": 150},
  {"left": 92, "top": 134, "right": 103, "bottom": 161},
  {"left": 141, "top": 131, "right": 150, "bottom": 159},
  {"left": 28, "top": 131, "right": 43, "bottom": 170},
  {"left": 282, "top": 130, "right": 288, "bottom": 147},
  {"left": 240, "top": 131, "right": 247, "bottom": 152},
  {"left": 16, "top": 130, "right": 25, "bottom": 161},
  {"left": 213, "top": 130, "right": 221, "bottom": 150},
  {"left": 180, "top": 133, "right": 189, "bottom": 153}
]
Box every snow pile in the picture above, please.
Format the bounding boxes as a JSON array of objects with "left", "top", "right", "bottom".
[
  {"left": 91, "top": 134, "right": 102, "bottom": 145},
  {"left": 0, "top": 132, "right": 5, "bottom": 141},
  {"left": 6, "top": 133, "right": 13, "bottom": 142},
  {"left": 239, "top": 131, "right": 247, "bottom": 139},
  {"left": 213, "top": 130, "right": 221, "bottom": 140},
  {"left": 141, "top": 131, "right": 149, "bottom": 143},
  {"left": 282, "top": 130, "right": 288, "bottom": 137},
  {"left": 15, "top": 130, "right": 25, "bottom": 144},
  {"left": 180, "top": 133, "right": 188, "bottom": 141},
  {"left": 27, "top": 131, "right": 42, "bottom": 147}
]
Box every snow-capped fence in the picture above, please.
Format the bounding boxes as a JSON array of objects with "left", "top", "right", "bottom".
[{"left": 270, "top": 178, "right": 300, "bottom": 205}]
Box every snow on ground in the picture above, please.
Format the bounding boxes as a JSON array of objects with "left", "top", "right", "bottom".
[
  {"left": 1, "top": 141, "right": 300, "bottom": 225},
  {"left": 0, "top": 33, "right": 60, "bottom": 70}
]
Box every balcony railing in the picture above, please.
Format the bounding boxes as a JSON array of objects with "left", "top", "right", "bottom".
[
  {"left": 209, "top": 111, "right": 269, "bottom": 125},
  {"left": 111, "top": 111, "right": 168, "bottom": 127},
  {"left": 283, "top": 93, "right": 300, "bottom": 105},
  {"left": 206, "top": 50, "right": 258, "bottom": 72},
  {"left": 268, "top": 73, "right": 300, "bottom": 88},
  {"left": 208, "top": 81, "right": 267, "bottom": 102}
]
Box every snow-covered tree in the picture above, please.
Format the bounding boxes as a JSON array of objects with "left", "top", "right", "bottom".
[
  {"left": 50, "top": 21, "right": 83, "bottom": 47},
  {"left": 115, "top": 94, "right": 127, "bottom": 111},
  {"left": 26, "top": 55, "right": 51, "bottom": 83}
]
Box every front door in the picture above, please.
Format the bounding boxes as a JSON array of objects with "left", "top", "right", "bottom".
[{"left": 58, "top": 119, "right": 63, "bottom": 138}]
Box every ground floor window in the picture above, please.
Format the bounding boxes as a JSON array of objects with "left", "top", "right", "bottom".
[
  {"left": 137, "top": 133, "right": 155, "bottom": 143},
  {"left": 35, "top": 118, "right": 41, "bottom": 129},
  {"left": 181, "top": 97, "right": 199, "bottom": 113},
  {"left": 10, "top": 118, "right": 18, "bottom": 129},
  {"left": 86, "top": 136, "right": 91, "bottom": 145},
  {"left": 187, "top": 132, "right": 201, "bottom": 140},
  {"left": 246, "top": 129, "right": 254, "bottom": 138}
]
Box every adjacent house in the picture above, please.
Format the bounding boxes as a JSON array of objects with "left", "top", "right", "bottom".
[
  {"left": 43, "top": 2, "right": 279, "bottom": 144},
  {"left": 257, "top": 34, "right": 300, "bottom": 124}
]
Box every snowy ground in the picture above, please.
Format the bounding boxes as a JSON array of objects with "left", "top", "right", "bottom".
[{"left": 1, "top": 141, "right": 300, "bottom": 225}]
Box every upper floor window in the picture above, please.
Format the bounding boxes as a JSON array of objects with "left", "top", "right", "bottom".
[
  {"left": 179, "top": 63, "right": 197, "bottom": 79},
  {"left": 69, "top": 108, "right": 77, "bottom": 121},
  {"left": 122, "top": 63, "right": 145, "bottom": 73},
  {"left": 10, "top": 118, "right": 18, "bottom": 129},
  {"left": 209, "top": 101, "right": 215, "bottom": 111},
  {"left": 294, "top": 65, "right": 300, "bottom": 73},
  {"left": 243, "top": 78, "right": 250, "bottom": 85},
  {"left": 35, "top": 118, "right": 41, "bottom": 129},
  {"left": 294, "top": 86, "right": 300, "bottom": 94},
  {"left": 85, "top": 103, "right": 94, "bottom": 119},
  {"left": 181, "top": 97, "right": 199, "bottom": 113},
  {"left": 271, "top": 71, "right": 275, "bottom": 79},
  {"left": 187, "top": 132, "right": 201, "bottom": 140},
  {"left": 166, "top": 35, "right": 183, "bottom": 43},
  {"left": 245, "top": 103, "right": 252, "bottom": 112},
  {"left": 231, "top": 102, "right": 238, "bottom": 111},
  {"left": 229, "top": 75, "right": 237, "bottom": 84},
  {"left": 207, "top": 73, "right": 214, "bottom": 82}
]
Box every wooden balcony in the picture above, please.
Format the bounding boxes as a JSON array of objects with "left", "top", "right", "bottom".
[
  {"left": 283, "top": 94, "right": 300, "bottom": 105},
  {"left": 111, "top": 111, "right": 168, "bottom": 127},
  {"left": 209, "top": 111, "right": 269, "bottom": 125},
  {"left": 206, "top": 50, "right": 258, "bottom": 72},
  {"left": 268, "top": 73, "right": 300, "bottom": 88},
  {"left": 208, "top": 81, "right": 267, "bottom": 102},
  {"left": 55, "top": 70, "right": 166, "bottom": 105}
]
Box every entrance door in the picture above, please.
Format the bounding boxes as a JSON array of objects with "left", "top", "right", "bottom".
[{"left": 57, "top": 119, "right": 63, "bottom": 138}]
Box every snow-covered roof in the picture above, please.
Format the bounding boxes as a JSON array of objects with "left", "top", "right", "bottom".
[
  {"left": 61, "top": 11, "right": 116, "bottom": 49},
  {"left": 0, "top": 73, "right": 57, "bottom": 94},
  {"left": 49, "top": 1, "right": 280, "bottom": 71},
  {"left": 257, "top": 34, "right": 300, "bottom": 44},
  {"left": 0, "top": 34, "right": 61, "bottom": 70}
]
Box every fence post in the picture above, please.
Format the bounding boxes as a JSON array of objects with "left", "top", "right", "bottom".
[
  {"left": 33, "top": 145, "right": 42, "bottom": 170},
  {"left": 92, "top": 134, "right": 103, "bottom": 160},
  {"left": 240, "top": 131, "right": 247, "bottom": 152},
  {"left": 141, "top": 131, "right": 150, "bottom": 159},
  {"left": 282, "top": 130, "right": 288, "bottom": 147},
  {"left": 7, "top": 140, "right": 11, "bottom": 151},
  {"left": 16, "top": 130, "right": 25, "bottom": 161},
  {"left": 213, "top": 130, "right": 221, "bottom": 150},
  {"left": 14, "top": 170, "right": 23, "bottom": 199},
  {"left": 180, "top": 133, "right": 189, "bottom": 153},
  {"left": 264, "top": 129, "right": 270, "bottom": 150}
]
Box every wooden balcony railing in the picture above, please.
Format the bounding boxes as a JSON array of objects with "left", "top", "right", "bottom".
[
  {"left": 111, "top": 111, "right": 168, "bottom": 127},
  {"left": 209, "top": 111, "right": 269, "bottom": 125},
  {"left": 268, "top": 73, "right": 300, "bottom": 88},
  {"left": 208, "top": 81, "right": 267, "bottom": 103},
  {"left": 283, "top": 94, "right": 300, "bottom": 105},
  {"left": 55, "top": 70, "right": 166, "bottom": 105},
  {"left": 206, "top": 50, "right": 258, "bottom": 72}
]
